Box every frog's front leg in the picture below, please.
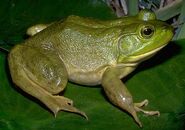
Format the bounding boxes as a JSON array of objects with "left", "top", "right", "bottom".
[
  {"left": 8, "top": 45, "right": 87, "bottom": 119},
  {"left": 102, "top": 67, "right": 159, "bottom": 127}
]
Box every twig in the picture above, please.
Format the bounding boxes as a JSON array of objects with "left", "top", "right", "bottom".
[
  {"left": 120, "top": 0, "right": 128, "bottom": 15},
  {"left": 155, "top": 0, "right": 182, "bottom": 20},
  {"left": 0, "top": 47, "right": 10, "bottom": 53},
  {"left": 160, "top": 0, "right": 165, "bottom": 8},
  {"left": 106, "top": 0, "right": 128, "bottom": 17}
]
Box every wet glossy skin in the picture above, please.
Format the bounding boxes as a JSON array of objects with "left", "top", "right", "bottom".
[{"left": 8, "top": 10, "right": 173, "bottom": 127}]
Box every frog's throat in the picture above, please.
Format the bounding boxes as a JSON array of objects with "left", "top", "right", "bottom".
[{"left": 119, "top": 44, "right": 166, "bottom": 65}]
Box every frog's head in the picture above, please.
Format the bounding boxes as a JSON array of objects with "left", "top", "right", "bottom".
[{"left": 117, "top": 9, "right": 174, "bottom": 64}]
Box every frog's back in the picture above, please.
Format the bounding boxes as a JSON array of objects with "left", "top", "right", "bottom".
[
  {"left": 25, "top": 16, "right": 120, "bottom": 70},
  {"left": 21, "top": 16, "right": 123, "bottom": 85}
]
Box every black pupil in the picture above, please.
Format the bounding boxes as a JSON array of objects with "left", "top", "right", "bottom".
[{"left": 143, "top": 28, "right": 153, "bottom": 35}]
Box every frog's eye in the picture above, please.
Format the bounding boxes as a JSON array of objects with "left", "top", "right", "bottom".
[{"left": 140, "top": 26, "right": 154, "bottom": 39}]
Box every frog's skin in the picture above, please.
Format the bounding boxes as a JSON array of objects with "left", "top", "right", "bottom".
[{"left": 8, "top": 10, "right": 173, "bottom": 127}]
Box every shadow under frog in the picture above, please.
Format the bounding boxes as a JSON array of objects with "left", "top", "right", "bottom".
[{"left": 6, "top": 9, "right": 175, "bottom": 127}]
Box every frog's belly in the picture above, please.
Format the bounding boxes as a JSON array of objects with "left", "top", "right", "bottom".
[{"left": 68, "top": 68, "right": 107, "bottom": 86}]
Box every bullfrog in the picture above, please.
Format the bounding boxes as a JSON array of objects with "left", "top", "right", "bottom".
[{"left": 8, "top": 9, "right": 173, "bottom": 127}]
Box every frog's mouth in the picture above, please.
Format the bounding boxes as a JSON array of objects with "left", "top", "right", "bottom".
[{"left": 121, "top": 44, "right": 167, "bottom": 65}]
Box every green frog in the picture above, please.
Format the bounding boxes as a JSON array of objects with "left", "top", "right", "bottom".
[{"left": 8, "top": 9, "right": 173, "bottom": 127}]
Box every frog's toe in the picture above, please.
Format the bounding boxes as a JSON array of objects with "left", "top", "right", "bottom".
[
  {"left": 134, "top": 99, "right": 149, "bottom": 107},
  {"left": 135, "top": 106, "right": 160, "bottom": 116},
  {"left": 50, "top": 96, "right": 88, "bottom": 119},
  {"left": 130, "top": 110, "right": 143, "bottom": 127},
  {"left": 134, "top": 100, "right": 160, "bottom": 116}
]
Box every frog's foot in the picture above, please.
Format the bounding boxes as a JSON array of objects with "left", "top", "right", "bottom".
[
  {"left": 134, "top": 99, "right": 160, "bottom": 116},
  {"left": 48, "top": 95, "right": 88, "bottom": 119},
  {"left": 128, "top": 100, "right": 159, "bottom": 127},
  {"left": 26, "top": 24, "right": 51, "bottom": 36}
]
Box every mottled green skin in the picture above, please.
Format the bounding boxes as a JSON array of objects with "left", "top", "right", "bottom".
[{"left": 8, "top": 10, "right": 173, "bottom": 127}]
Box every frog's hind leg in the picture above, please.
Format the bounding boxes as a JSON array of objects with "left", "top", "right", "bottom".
[{"left": 8, "top": 45, "right": 87, "bottom": 119}]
